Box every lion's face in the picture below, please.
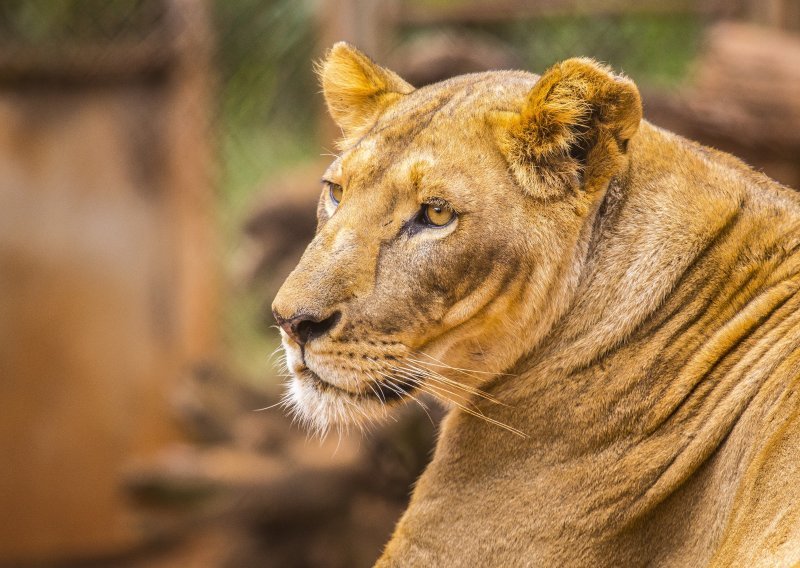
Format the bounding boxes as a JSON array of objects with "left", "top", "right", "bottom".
[{"left": 272, "top": 44, "right": 641, "bottom": 433}]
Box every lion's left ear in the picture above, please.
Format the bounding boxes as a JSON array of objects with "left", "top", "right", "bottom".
[
  {"left": 492, "top": 58, "right": 642, "bottom": 198},
  {"left": 319, "top": 42, "right": 414, "bottom": 138}
]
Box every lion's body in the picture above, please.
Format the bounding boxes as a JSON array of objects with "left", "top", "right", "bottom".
[
  {"left": 379, "top": 122, "right": 800, "bottom": 567},
  {"left": 273, "top": 44, "right": 800, "bottom": 566}
]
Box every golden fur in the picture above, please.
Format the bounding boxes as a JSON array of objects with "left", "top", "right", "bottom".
[{"left": 272, "top": 42, "right": 800, "bottom": 566}]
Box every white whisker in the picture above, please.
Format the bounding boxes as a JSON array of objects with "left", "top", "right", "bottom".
[{"left": 399, "top": 359, "right": 505, "bottom": 405}]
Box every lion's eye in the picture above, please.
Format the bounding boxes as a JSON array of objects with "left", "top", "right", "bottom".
[
  {"left": 327, "top": 182, "right": 343, "bottom": 205},
  {"left": 422, "top": 202, "right": 455, "bottom": 227}
]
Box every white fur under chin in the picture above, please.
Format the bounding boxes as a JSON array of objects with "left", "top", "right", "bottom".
[{"left": 283, "top": 375, "right": 386, "bottom": 438}]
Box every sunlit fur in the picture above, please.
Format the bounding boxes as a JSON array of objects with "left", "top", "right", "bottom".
[{"left": 273, "top": 42, "right": 800, "bottom": 566}]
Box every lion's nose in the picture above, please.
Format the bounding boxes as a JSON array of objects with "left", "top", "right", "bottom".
[{"left": 273, "top": 310, "right": 341, "bottom": 346}]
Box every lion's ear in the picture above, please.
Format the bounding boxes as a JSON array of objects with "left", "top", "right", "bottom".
[
  {"left": 492, "top": 57, "right": 642, "bottom": 198},
  {"left": 318, "top": 42, "right": 414, "bottom": 137}
]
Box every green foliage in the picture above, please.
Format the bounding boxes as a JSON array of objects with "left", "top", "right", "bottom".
[
  {"left": 213, "top": 0, "right": 318, "bottom": 133},
  {"left": 508, "top": 14, "right": 699, "bottom": 87},
  {"left": 400, "top": 13, "right": 702, "bottom": 89},
  {"left": 504, "top": 13, "right": 703, "bottom": 88},
  {"left": 212, "top": 0, "right": 319, "bottom": 231}
]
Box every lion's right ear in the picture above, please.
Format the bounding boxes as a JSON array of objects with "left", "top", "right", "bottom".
[
  {"left": 318, "top": 42, "right": 414, "bottom": 139},
  {"left": 491, "top": 58, "right": 642, "bottom": 198}
]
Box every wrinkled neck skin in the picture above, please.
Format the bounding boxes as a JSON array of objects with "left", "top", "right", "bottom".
[{"left": 378, "top": 122, "right": 800, "bottom": 567}]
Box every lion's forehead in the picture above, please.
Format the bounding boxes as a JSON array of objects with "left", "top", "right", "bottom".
[
  {"left": 343, "top": 144, "right": 437, "bottom": 181},
  {"left": 386, "top": 71, "right": 536, "bottom": 124},
  {"left": 346, "top": 71, "right": 536, "bottom": 160}
]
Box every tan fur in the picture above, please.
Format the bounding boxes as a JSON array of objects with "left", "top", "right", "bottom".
[
  {"left": 273, "top": 42, "right": 800, "bottom": 566},
  {"left": 319, "top": 42, "right": 414, "bottom": 139}
]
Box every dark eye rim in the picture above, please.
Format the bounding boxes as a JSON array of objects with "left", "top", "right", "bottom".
[
  {"left": 323, "top": 180, "right": 343, "bottom": 205},
  {"left": 419, "top": 200, "right": 457, "bottom": 228}
]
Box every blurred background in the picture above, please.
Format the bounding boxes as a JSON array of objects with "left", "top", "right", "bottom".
[{"left": 1, "top": 0, "right": 798, "bottom": 566}]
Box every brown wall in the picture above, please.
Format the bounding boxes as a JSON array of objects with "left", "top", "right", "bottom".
[{"left": 0, "top": 2, "right": 218, "bottom": 563}]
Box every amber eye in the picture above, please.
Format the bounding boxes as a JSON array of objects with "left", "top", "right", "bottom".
[
  {"left": 327, "top": 182, "right": 343, "bottom": 205},
  {"left": 422, "top": 202, "right": 455, "bottom": 227}
]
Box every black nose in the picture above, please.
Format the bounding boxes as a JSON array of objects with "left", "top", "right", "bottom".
[{"left": 273, "top": 311, "right": 341, "bottom": 346}]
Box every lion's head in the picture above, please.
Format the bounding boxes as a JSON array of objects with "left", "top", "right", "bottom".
[{"left": 272, "top": 43, "right": 642, "bottom": 434}]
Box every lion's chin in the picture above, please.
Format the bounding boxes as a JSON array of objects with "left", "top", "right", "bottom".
[{"left": 285, "top": 369, "right": 386, "bottom": 437}]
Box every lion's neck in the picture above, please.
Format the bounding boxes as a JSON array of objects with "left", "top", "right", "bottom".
[{"left": 487, "top": 122, "right": 800, "bottom": 550}]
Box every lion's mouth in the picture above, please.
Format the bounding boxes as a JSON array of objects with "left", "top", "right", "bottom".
[{"left": 301, "top": 367, "right": 409, "bottom": 402}]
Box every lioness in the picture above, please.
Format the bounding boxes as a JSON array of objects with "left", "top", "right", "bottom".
[{"left": 272, "top": 43, "right": 800, "bottom": 566}]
